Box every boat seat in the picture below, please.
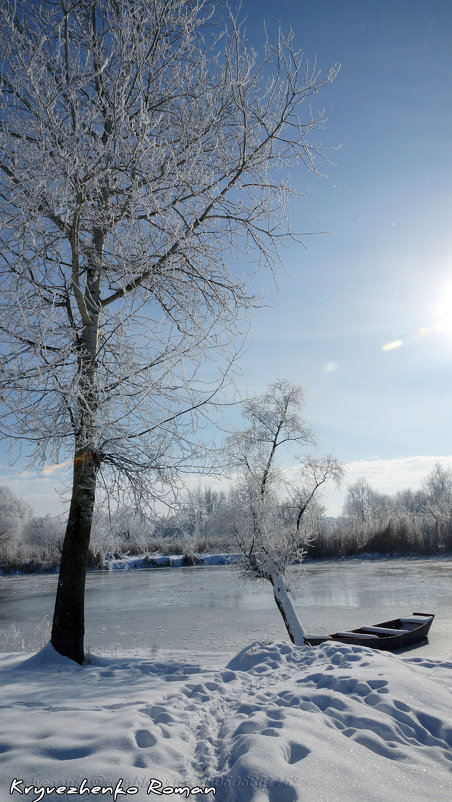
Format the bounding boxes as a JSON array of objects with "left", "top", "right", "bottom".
[
  {"left": 334, "top": 631, "right": 376, "bottom": 640},
  {"left": 400, "top": 616, "right": 433, "bottom": 624},
  {"left": 361, "top": 626, "right": 409, "bottom": 636},
  {"left": 304, "top": 635, "right": 332, "bottom": 643}
]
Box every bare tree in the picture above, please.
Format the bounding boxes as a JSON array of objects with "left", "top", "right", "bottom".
[
  {"left": 229, "top": 380, "right": 343, "bottom": 645},
  {"left": 0, "top": 486, "right": 31, "bottom": 552},
  {"left": 342, "top": 478, "right": 372, "bottom": 524},
  {"left": 288, "top": 453, "right": 344, "bottom": 535},
  {"left": 24, "top": 514, "right": 65, "bottom": 550},
  {"left": 422, "top": 463, "right": 452, "bottom": 537},
  {"left": 0, "top": 0, "right": 337, "bottom": 662},
  {"left": 342, "top": 477, "right": 391, "bottom": 529}
]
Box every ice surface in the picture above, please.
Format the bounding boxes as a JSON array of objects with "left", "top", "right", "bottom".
[{"left": 2, "top": 558, "right": 452, "bottom": 658}]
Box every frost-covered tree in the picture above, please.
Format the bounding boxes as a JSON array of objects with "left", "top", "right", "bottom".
[
  {"left": 0, "top": 0, "right": 337, "bottom": 662},
  {"left": 229, "top": 381, "right": 343, "bottom": 645},
  {"left": 422, "top": 463, "right": 452, "bottom": 533},
  {"left": 23, "top": 514, "right": 65, "bottom": 549},
  {"left": 342, "top": 478, "right": 372, "bottom": 524},
  {"left": 342, "top": 477, "right": 390, "bottom": 528},
  {"left": 183, "top": 486, "right": 226, "bottom": 543},
  {"left": 0, "top": 486, "right": 31, "bottom": 552},
  {"left": 393, "top": 488, "right": 425, "bottom": 518}
]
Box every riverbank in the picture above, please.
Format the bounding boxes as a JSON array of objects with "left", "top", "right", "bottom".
[
  {"left": 0, "top": 551, "right": 241, "bottom": 576},
  {"left": 2, "top": 548, "right": 451, "bottom": 577}
]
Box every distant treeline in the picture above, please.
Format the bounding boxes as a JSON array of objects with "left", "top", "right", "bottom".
[
  {"left": 311, "top": 464, "right": 452, "bottom": 558},
  {"left": 1, "top": 463, "right": 452, "bottom": 572}
]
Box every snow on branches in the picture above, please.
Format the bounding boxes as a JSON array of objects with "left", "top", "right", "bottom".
[{"left": 228, "top": 380, "right": 343, "bottom": 644}]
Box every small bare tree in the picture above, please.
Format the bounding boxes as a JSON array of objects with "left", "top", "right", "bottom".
[
  {"left": 0, "top": 1, "right": 338, "bottom": 662},
  {"left": 229, "top": 381, "right": 343, "bottom": 645}
]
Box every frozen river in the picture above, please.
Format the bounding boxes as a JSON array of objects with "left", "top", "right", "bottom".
[{"left": 1, "top": 557, "right": 451, "bottom": 658}]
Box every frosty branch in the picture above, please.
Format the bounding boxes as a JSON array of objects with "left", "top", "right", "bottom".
[
  {"left": 228, "top": 380, "right": 344, "bottom": 645},
  {"left": 0, "top": 0, "right": 338, "bottom": 662}
]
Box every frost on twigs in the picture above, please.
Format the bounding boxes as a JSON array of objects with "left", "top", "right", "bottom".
[
  {"left": 0, "top": 1, "right": 338, "bottom": 497},
  {"left": 227, "top": 380, "right": 344, "bottom": 645},
  {"left": 0, "top": 1, "right": 337, "bottom": 660}
]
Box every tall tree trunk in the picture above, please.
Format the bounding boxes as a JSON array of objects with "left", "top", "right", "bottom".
[
  {"left": 51, "top": 216, "right": 103, "bottom": 662},
  {"left": 270, "top": 571, "right": 306, "bottom": 646},
  {"left": 51, "top": 447, "right": 97, "bottom": 664}
]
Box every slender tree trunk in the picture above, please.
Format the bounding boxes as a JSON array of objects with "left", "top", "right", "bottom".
[
  {"left": 269, "top": 571, "right": 306, "bottom": 646},
  {"left": 51, "top": 446, "right": 98, "bottom": 664}
]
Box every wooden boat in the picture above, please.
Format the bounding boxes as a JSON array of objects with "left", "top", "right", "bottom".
[{"left": 304, "top": 612, "right": 434, "bottom": 651}]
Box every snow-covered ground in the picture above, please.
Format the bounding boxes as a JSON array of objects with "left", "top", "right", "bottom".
[{"left": 1, "top": 640, "right": 451, "bottom": 801}]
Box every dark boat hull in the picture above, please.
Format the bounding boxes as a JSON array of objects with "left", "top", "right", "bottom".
[{"left": 305, "top": 612, "right": 434, "bottom": 651}]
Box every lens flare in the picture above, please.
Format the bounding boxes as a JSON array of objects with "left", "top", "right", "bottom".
[
  {"left": 382, "top": 340, "right": 403, "bottom": 352},
  {"left": 43, "top": 460, "right": 71, "bottom": 476},
  {"left": 323, "top": 361, "right": 339, "bottom": 373}
]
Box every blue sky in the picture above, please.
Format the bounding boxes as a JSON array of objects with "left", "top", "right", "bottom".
[
  {"left": 2, "top": 0, "right": 452, "bottom": 516},
  {"left": 228, "top": 0, "right": 452, "bottom": 507}
]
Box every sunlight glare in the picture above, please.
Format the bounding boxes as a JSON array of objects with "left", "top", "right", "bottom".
[{"left": 435, "top": 282, "right": 452, "bottom": 335}]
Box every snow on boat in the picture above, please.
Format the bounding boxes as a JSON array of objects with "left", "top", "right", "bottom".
[{"left": 304, "top": 612, "right": 434, "bottom": 651}]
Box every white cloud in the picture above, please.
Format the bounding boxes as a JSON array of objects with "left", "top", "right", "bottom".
[
  {"left": 324, "top": 455, "right": 452, "bottom": 515},
  {"left": 2, "top": 455, "right": 452, "bottom": 520},
  {"left": 343, "top": 455, "right": 452, "bottom": 490},
  {"left": 193, "top": 456, "right": 452, "bottom": 517},
  {"left": 0, "top": 467, "right": 70, "bottom": 518}
]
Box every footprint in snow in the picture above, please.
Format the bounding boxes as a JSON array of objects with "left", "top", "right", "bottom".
[
  {"left": 135, "top": 729, "right": 157, "bottom": 749},
  {"left": 140, "top": 704, "right": 173, "bottom": 724},
  {"left": 266, "top": 708, "right": 285, "bottom": 721},
  {"left": 45, "top": 745, "right": 93, "bottom": 761},
  {"left": 268, "top": 783, "right": 298, "bottom": 802},
  {"left": 220, "top": 670, "right": 237, "bottom": 683},
  {"left": 283, "top": 741, "right": 310, "bottom": 765}
]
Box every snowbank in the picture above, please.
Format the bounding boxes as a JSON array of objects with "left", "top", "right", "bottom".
[
  {"left": 0, "top": 553, "right": 240, "bottom": 576},
  {"left": 1, "top": 640, "right": 451, "bottom": 801},
  {"left": 104, "top": 552, "right": 239, "bottom": 570}
]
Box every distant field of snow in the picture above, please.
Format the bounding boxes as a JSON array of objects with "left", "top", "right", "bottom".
[{"left": 1, "top": 640, "right": 451, "bottom": 801}]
